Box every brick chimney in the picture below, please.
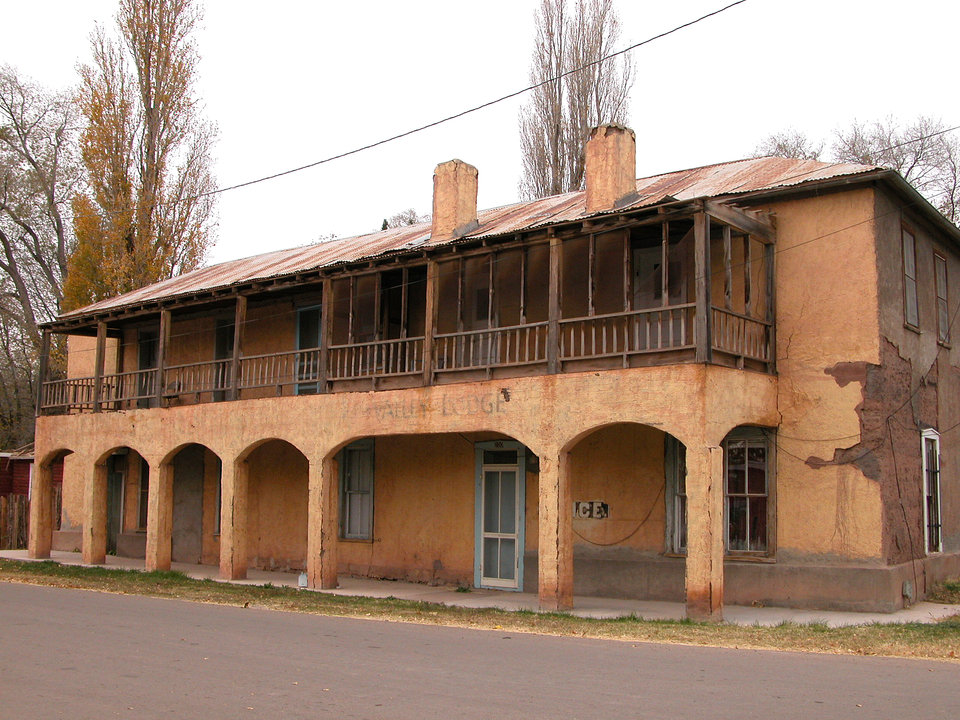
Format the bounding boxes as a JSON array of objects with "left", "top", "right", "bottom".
[
  {"left": 584, "top": 124, "right": 637, "bottom": 212},
  {"left": 431, "top": 159, "right": 478, "bottom": 240}
]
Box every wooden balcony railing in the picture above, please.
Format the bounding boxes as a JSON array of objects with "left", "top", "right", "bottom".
[
  {"left": 434, "top": 322, "right": 548, "bottom": 372},
  {"left": 559, "top": 305, "right": 696, "bottom": 361},
  {"left": 329, "top": 337, "right": 423, "bottom": 380},
  {"left": 711, "top": 307, "right": 772, "bottom": 363},
  {"left": 40, "top": 303, "right": 773, "bottom": 414}
]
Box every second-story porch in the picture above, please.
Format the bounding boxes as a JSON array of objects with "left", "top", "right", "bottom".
[{"left": 38, "top": 199, "right": 775, "bottom": 415}]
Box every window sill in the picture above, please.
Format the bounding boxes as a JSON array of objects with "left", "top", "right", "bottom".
[
  {"left": 904, "top": 323, "right": 921, "bottom": 335},
  {"left": 339, "top": 537, "right": 374, "bottom": 544},
  {"left": 662, "top": 552, "right": 776, "bottom": 564}
]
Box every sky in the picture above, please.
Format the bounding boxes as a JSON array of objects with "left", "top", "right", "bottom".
[{"left": 4, "top": 0, "right": 959, "bottom": 265}]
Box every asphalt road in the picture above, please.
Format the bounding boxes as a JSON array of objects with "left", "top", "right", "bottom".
[{"left": 1, "top": 582, "right": 958, "bottom": 719}]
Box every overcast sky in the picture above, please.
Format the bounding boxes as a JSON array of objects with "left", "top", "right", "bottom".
[{"left": 4, "top": 0, "right": 959, "bottom": 264}]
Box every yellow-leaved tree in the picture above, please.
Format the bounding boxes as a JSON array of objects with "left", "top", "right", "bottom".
[{"left": 64, "top": 0, "right": 217, "bottom": 311}]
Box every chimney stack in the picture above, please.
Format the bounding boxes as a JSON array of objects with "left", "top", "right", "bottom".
[
  {"left": 584, "top": 124, "right": 637, "bottom": 212},
  {"left": 431, "top": 159, "right": 478, "bottom": 240}
]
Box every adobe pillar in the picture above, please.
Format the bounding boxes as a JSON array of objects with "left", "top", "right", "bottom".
[
  {"left": 219, "top": 457, "right": 249, "bottom": 580},
  {"left": 537, "top": 449, "right": 573, "bottom": 611},
  {"left": 685, "top": 445, "right": 725, "bottom": 621},
  {"left": 145, "top": 461, "right": 173, "bottom": 571},
  {"left": 307, "top": 455, "right": 339, "bottom": 589}
]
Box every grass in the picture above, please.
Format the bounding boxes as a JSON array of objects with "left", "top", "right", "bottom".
[
  {"left": 929, "top": 579, "right": 960, "bottom": 604},
  {"left": 2, "top": 559, "right": 958, "bottom": 662}
]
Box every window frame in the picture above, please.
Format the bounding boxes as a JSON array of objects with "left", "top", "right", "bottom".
[
  {"left": 934, "top": 252, "right": 950, "bottom": 345},
  {"left": 338, "top": 439, "right": 375, "bottom": 541},
  {"left": 921, "top": 429, "right": 942, "bottom": 554},
  {"left": 902, "top": 225, "right": 920, "bottom": 329},
  {"left": 723, "top": 428, "right": 775, "bottom": 557},
  {"left": 664, "top": 435, "right": 687, "bottom": 554}
]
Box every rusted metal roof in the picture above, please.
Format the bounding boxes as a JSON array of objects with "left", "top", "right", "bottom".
[{"left": 60, "top": 157, "right": 881, "bottom": 321}]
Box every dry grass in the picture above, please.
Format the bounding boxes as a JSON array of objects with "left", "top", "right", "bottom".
[
  {"left": 2, "top": 559, "right": 958, "bottom": 662},
  {"left": 928, "top": 579, "right": 960, "bottom": 605}
]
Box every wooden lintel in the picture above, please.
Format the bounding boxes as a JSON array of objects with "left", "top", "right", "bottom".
[{"left": 704, "top": 200, "right": 775, "bottom": 241}]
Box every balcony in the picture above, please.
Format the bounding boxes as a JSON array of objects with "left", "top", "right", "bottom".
[{"left": 38, "top": 206, "right": 775, "bottom": 415}]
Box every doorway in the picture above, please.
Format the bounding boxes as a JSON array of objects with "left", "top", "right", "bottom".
[{"left": 474, "top": 441, "right": 526, "bottom": 590}]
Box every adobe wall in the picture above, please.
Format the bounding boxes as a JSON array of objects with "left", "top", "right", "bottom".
[
  {"left": 873, "top": 188, "right": 960, "bottom": 568},
  {"left": 761, "top": 188, "right": 885, "bottom": 563}
]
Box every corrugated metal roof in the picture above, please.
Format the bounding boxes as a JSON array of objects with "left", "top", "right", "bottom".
[{"left": 60, "top": 157, "right": 881, "bottom": 320}]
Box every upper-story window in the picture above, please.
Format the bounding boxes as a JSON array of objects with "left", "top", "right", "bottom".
[
  {"left": 935, "top": 253, "right": 949, "bottom": 344},
  {"left": 902, "top": 227, "right": 919, "bottom": 328}
]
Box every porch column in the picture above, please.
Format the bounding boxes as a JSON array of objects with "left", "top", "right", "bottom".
[
  {"left": 694, "top": 211, "right": 713, "bottom": 363},
  {"left": 145, "top": 461, "right": 174, "bottom": 571},
  {"left": 219, "top": 456, "right": 249, "bottom": 580},
  {"left": 82, "top": 461, "right": 108, "bottom": 565},
  {"left": 155, "top": 310, "right": 170, "bottom": 407},
  {"left": 685, "top": 445, "right": 725, "bottom": 621},
  {"left": 93, "top": 321, "right": 107, "bottom": 413},
  {"left": 35, "top": 330, "right": 50, "bottom": 416},
  {"left": 230, "top": 295, "right": 247, "bottom": 401},
  {"left": 27, "top": 460, "right": 53, "bottom": 558},
  {"left": 537, "top": 449, "right": 573, "bottom": 611},
  {"left": 307, "top": 455, "right": 338, "bottom": 589}
]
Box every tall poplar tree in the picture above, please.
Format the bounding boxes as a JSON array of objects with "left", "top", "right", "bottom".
[
  {"left": 519, "top": 0, "right": 634, "bottom": 200},
  {"left": 65, "top": 0, "right": 217, "bottom": 311}
]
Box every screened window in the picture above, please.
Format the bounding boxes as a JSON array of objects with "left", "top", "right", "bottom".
[
  {"left": 724, "top": 430, "right": 771, "bottom": 554},
  {"left": 339, "top": 440, "right": 374, "bottom": 540},
  {"left": 137, "top": 458, "right": 149, "bottom": 531},
  {"left": 935, "top": 254, "right": 949, "bottom": 344},
  {"left": 922, "top": 430, "right": 942, "bottom": 553},
  {"left": 902, "top": 227, "right": 919, "bottom": 327},
  {"left": 665, "top": 436, "right": 687, "bottom": 553}
]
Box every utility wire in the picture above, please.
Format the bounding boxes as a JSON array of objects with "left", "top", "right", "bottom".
[{"left": 192, "top": 1, "right": 749, "bottom": 200}]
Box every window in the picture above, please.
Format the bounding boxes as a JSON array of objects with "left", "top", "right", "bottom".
[
  {"left": 935, "top": 254, "right": 950, "bottom": 344},
  {"left": 922, "top": 430, "right": 942, "bottom": 553},
  {"left": 339, "top": 440, "right": 374, "bottom": 540},
  {"left": 137, "top": 458, "right": 149, "bottom": 530},
  {"left": 724, "top": 429, "right": 771, "bottom": 554},
  {"left": 665, "top": 436, "right": 687, "bottom": 553},
  {"left": 902, "top": 227, "right": 919, "bottom": 328},
  {"left": 296, "top": 306, "right": 322, "bottom": 394},
  {"left": 665, "top": 429, "right": 773, "bottom": 556}
]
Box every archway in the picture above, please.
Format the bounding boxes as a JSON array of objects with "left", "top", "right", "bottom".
[{"left": 28, "top": 448, "right": 73, "bottom": 558}]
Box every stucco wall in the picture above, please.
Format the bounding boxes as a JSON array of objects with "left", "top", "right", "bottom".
[
  {"left": 764, "top": 188, "right": 884, "bottom": 562},
  {"left": 246, "top": 440, "right": 308, "bottom": 570}
]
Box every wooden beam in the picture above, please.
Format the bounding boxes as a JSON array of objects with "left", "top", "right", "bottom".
[
  {"left": 93, "top": 321, "right": 106, "bottom": 413},
  {"left": 694, "top": 213, "right": 712, "bottom": 363},
  {"left": 35, "top": 330, "right": 50, "bottom": 416},
  {"left": 319, "top": 279, "right": 331, "bottom": 392},
  {"left": 155, "top": 309, "right": 171, "bottom": 407},
  {"left": 765, "top": 242, "right": 776, "bottom": 373},
  {"left": 723, "top": 225, "right": 732, "bottom": 311},
  {"left": 230, "top": 296, "right": 247, "bottom": 401},
  {"left": 547, "top": 236, "right": 561, "bottom": 374},
  {"left": 704, "top": 200, "right": 774, "bottom": 242},
  {"left": 422, "top": 260, "right": 438, "bottom": 386}
]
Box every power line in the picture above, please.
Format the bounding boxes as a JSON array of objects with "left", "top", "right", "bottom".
[{"left": 193, "top": 1, "right": 749, "bottom": 200}]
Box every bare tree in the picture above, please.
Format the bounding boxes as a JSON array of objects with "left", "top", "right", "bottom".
[
  {"left": 753, "top": 117, "right": 960, "bottom": 224},
  {"left": 752, "top": 129, "right": 823, "bottom": 161},
  {"left": 0, "top": 66, "right": 78, "bottom": 445},
  {"left": 381, "top": 208, "right": 429, "bottom": 230},
  {"left": 64, "top": 0, "right": 217, "bottom": 311},
  {"left": 519, "top": 0, "right": 633, "bottom": 199}
]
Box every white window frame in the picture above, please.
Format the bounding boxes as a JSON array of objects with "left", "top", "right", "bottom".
[
  {"left": 921, "top": 429, "right": 942, "bottom": 554},
  {"left": 664, "top": 436, "right": 687, "bottom": 554}
]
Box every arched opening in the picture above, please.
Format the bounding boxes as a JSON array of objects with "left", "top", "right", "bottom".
[
  {"left": 331, "top": 431, "right": 532, "bottom": 590},
  {"left": 165, "top": 443, "right": 222, "bottom": 565},
  {"left": 28, "top": 448, "right": 73, "bottom": 558},
  {"left": 560, "top": 422, "right": 687, "bottom": 602},
  {"left": 245, "top": 439, "right": 309, "bottom": 571}
]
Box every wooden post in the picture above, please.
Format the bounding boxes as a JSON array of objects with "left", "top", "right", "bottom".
[
  {"left": 230, "top": 296, "right": 247, "bottom": 401},
  {"left": 694, "top": 212, "right": 712, "bottom": 363},
  {"left": 547, "top": 236, "right": 561, "bottom": 374},
  {"left": 93, "top": 322, "right": 107, "bottom": 413},
  {"left": 685, "top": 445, "right": 725, "bottom": 621},
  {"left": 319, "top": 278, "right": 331, "bottom": 392},
  {"left": 422, "top": 260, "right": 438, "bottom": 385},
  {"left": 307, "top": 454, "right": 339, "bottom": 589},
  {"left": 537, "top": 448, "right": 573, "bottom": 611},
  {"left": 219, "top": 456, "right": 249, "bottom": 580},
  {"left": 145, "top": 461, "right": 173, "bottom": 572},
  {"left": 35, "top": 330, "right": 50, "bottom": 417},
  {"left": 155, "top": 309, "right": 170, "bottom": 407},
  {"left": 765, "top": 241, "right": 776, "bottom": 372}
]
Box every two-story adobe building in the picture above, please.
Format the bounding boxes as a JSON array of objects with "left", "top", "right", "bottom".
[{"left": 28, "top": 125, "right": 960, "bottom": 619}]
